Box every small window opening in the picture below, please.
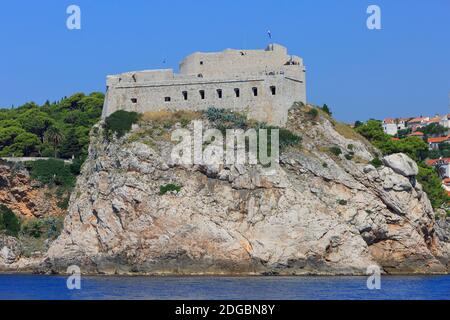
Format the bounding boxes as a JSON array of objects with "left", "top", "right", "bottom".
[
  {"left": 270, "top": 86, "right": 276, "bottom": 95},
  {"left": 200, "top": 61, "right": 204, "bottom": 65},
  {"left": 217, "top": 89, "right": 223, "bottom": 99},
  {"left": 200, "top": 90, "right": 205, "bottom": 100},
  {"left": 234, "top": 88, "right": 240, "bottom": 98},
  {"left": 182, "top": 91, "right": 188, "bottom": 100},
  {"left": 165, "top": 97, "right": 171, "bottom": 102},
  {"left": 252, "top": 87, "right": 258, "bottom": 97},
  {"left": 198, "top": 74, "right": 203, "bottom": 78},
  {"left": 131, "top": 98, "right": 137, "bottom": 104}
]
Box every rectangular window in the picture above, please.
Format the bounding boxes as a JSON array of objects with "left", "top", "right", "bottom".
[
  {"left": 182, "top": 91, "right": 188, "bottom": 100},
  {"left": 270, "top": 86, "right": 276, "bottom": 95},
  {"left": 200, "top": 90, "right": 205, "bottom": 100},
  {"left": 165, "top": 97, "right": 171, "bottom": 102},
  {"left": 131, "top": 98, "right": 137, "bottom": 103},
  {"left": 252, "top": 87, "right": 258, "bottom": 97},
  {"left": 234, "top": 88, "right": 240, "bottom": 98},
  {"left": 217, "top": 89, "right": 223, "bottom": 99}
]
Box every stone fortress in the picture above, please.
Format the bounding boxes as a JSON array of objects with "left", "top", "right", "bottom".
[{"left": 102, "top": 44, "right": 306, "bottom": 126}]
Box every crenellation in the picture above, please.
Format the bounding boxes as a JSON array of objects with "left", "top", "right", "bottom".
[{"left": 102, "top": 44, "right": 306, "bottom": 126}]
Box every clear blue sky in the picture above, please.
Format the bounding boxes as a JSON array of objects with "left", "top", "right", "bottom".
[{"left": 0, "top": 0, "right": 449, "bottom": 122}]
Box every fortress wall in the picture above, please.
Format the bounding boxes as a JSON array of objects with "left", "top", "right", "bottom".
[
  {"left": 102, "top": 44, "right": 306, "bottom": 126},
  {"left": 179, "top": 45, "right": 303, "bottom": 78},
  {"left": 104, "top": 75, "right": 304, "bottom": 126}
]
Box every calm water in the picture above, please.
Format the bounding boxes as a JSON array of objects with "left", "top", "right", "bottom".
[{"left": 0, "top": 275, "right": 449, "bottom": 300}]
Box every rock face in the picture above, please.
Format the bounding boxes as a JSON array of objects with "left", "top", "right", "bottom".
[
  {"left": 0, "top": 164, "right": 65, "bottom": 218},
  {"left": 0, "top": 236, "right": 22, "bottom": 265},
  {"left": 382, "top": 153, "right": 419, "bottom": 177},
  {"left": 44, "top": 106, "right": 450, "bottom": 275}
]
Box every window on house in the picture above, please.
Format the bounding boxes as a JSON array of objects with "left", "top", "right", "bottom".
[
  {"left": 182, "top": 91, "right": 188, "bottom": 100},
  {"left": 217, "top": 89, "right": 223, "bottom": 99},
  {"left": 252, "top": 87, "right": 258, "bottom": 97},
  {"left": 198, "top": 74, "right": 203, "bottom": 78},
  {"left": 131, "top": 98, "right": 137, "bottom": 103},
  {"left": 234, "top": 88, "right": 240, "bottom": 98},
  {"left": 165, "top": 97, "right": 171, "bottom": 102},
  {"left": 200, "top": 90, "right": 205, "bottom": 100},
  {"left": 270, "top": 86, "right": 276, "bottom": 95},
  {"left": 200, "top": 61, "right": 204, "bottom": 65}
]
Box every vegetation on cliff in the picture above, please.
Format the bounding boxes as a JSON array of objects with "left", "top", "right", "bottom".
[
  {"left": 0, "top": 204, "right": 21, "bottom": 237},
  {"left": 105, "top": 110, "right": 140, "bottom": 138}
]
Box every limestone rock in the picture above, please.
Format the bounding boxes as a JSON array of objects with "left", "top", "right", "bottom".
[
  {"left": 0, "top": 236, "right": 22, "bottom": 265},
  {"left": 382, "top": 153, "right": 419, "bottom": 177},
  {"left": 42, "top": 114, "right": 449, "bottom": 275}
]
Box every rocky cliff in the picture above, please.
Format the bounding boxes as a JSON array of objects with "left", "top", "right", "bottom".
[
  {"left": 28, "top": 105, "right": 450, "bottom": 274},
  {"left": 0, "top": 164, "right": 65, "bottom": 219},
  {"left": 0, "top": 163, "right": 66, "bottom": 271}
]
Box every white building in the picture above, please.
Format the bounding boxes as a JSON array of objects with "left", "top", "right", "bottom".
[{"left": 382, "top": 118, "right": 407, "bottom": 135}]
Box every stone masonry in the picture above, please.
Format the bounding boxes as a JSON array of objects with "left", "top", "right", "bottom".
[{"left": 102, "top": 44, "right": 306, "bottom": 126}]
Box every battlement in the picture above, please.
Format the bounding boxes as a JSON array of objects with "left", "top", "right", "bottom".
[{"left": 102, "top": 44, "right": 306, "bottom": 126}]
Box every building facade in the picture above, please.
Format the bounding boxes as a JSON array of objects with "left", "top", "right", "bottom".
[
  {"left": 382, "top": 118, "right": 407, "bottom": 135},
  {"left": 102, "top": 44, "right": 306, "bottom": 126}
]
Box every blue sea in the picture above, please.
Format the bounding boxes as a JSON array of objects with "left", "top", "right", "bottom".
[{"left": 0, "top": 275, "right": 449, "bottom": 300}]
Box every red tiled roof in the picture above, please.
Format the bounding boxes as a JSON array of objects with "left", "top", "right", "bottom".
[
  {"left": 443, "top": 178, "right": 450, "bottom": 184},
  {"left": 408, "top": 117, "right": 428, "bottom": 123},
  {"left": 427, "top": 116, "right": 441, "bottom": 124},
  {"left": 426, "top": 158, "right": 450, "bottom": 166},
  {"left": 428, "top": 136, "right": 450, "bottom": 144},
  {"left": 383, "top": 118, "right": 395, "bottom": 124},
  {"left": 409, "top": 131, "right": 424, "bottom": 136},
  {"left": 391, "top": 137, "right": 400, "bottom": 141}
]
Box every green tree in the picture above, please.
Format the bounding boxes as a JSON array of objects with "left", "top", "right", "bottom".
[
  {"left": 417, "top": 165, "right": 450, "bottom": 209},
  {"left": 321, "top": 104, "right": 332, "bottom": 116},
  {"left": 421, "top": 123, "right": 447, "bottom": 137},
  {"left": 354, "top": 121, "right": 363, "bottom": 128},
  {"left": 0, "top": 204, "right": 21, "bottom": 237},
  {"left": 9, "top": 132, "right": 41, "bottom": 156},
  {"left": 59, "top": 128, "right": 82, "bottom": 159},
  {"left": 44, "top": 126, "right": 64, "bottom": 158},
  {"left": 17, "top": 109, "right": 54, "bottom": 141},
  {"left": 355, "top": 120, "right": 388, "bottom": 142},
  {"left": 0, "top": 126, "right": 26, "bottom": 156}
]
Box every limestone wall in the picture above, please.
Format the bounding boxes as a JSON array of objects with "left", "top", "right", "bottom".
[{"left": 102, "top": 44, "right": 306, "bottom": 126}]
